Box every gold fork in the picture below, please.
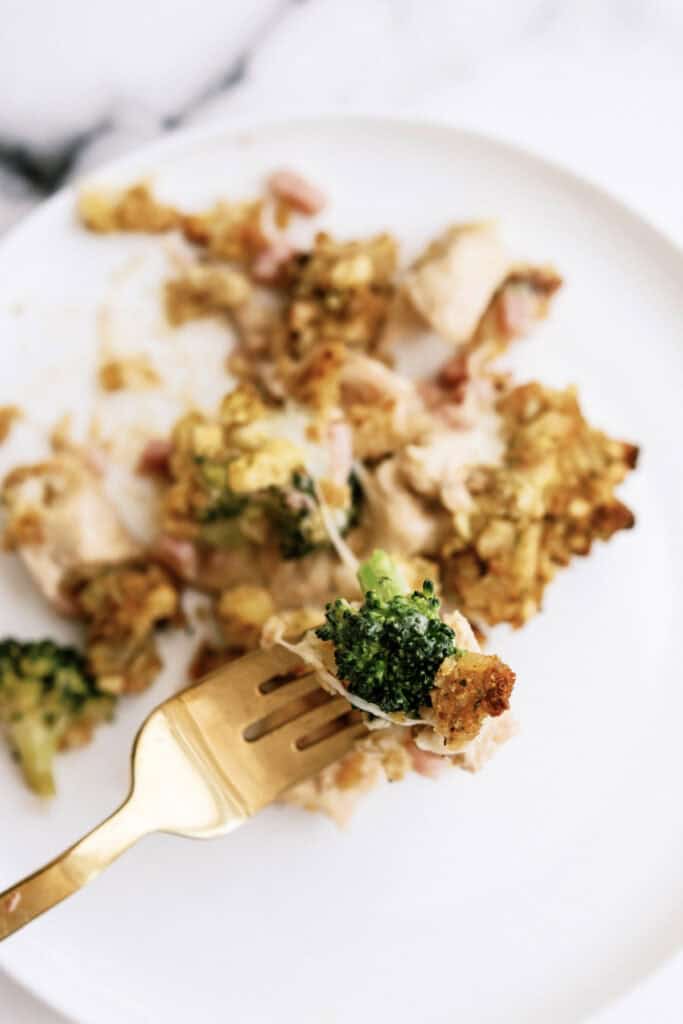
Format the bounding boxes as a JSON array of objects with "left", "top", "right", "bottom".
[{"left": 0, "top": 646, "right": 364, "bottom": 941}]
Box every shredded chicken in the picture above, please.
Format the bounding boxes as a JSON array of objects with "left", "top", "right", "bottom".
[
  {"left": 404, "top": 223, "right": 511, "bottom": 344},
  {"left": 1, "top": 453, "right": 140, "bottom": 611},
  {"left": 339, "top": 352, "right": 432, "bottom": 459},
  {"left": 469, "top": 264, "right": 563, "bottom": 360}
]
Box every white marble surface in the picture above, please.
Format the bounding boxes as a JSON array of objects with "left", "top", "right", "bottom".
[{"left": 2, "top": 1, "right": 683, "bottom": 1020}]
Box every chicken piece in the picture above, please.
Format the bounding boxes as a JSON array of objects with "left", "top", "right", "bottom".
[
  {"left": 165, "top": 264, "right": 251, "bottom": 326},
  {"left": 339, "top": 352, "right": 432, "bottom": 459},
  {"left": 282, "top": 728, "right": 411, "bottom": 826},
  {"left": 251, "top": 238, "right": 295, "bottom": 284},
  {"left": 267, "top": 549, "right": 360, "bottom": 610},
  {"left": 1, "top": 454, "right": 141, "bottom": 612},
  {"left": 404, "top": 223, "right": 511, "bottom": 345},
  {"left": 65, "top": 560, "right": 180, "bottom": 695},
  {"left": 469, "top": 264, "right": 563, "bottom": 360},
  {"left": 359, "top": 458, "right": 448, "bottom": 557},
  {"left": 398, "top": 386, "right": 504, "bottom": 514}
]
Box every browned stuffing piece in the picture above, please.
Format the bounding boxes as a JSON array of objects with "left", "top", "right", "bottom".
[
  {"left": 165, "top": 265, "right": 251, "bottom": 325},
  {"left": 64, "top": 560, "right": 180, "bottom": 694},
  {"left": 430, "top": 651, "right": 515, "bottom": 749},
  {"left": 78, "top": 184, "right": 182, "bottom": 234},
  {"left": 442, "top": 381, "right": 638, "bottom": 626}
]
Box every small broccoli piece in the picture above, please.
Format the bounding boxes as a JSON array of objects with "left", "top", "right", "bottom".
[
  {"left": 263, "top": 470, "right": 363, "bottom": 560},
  {"left": 316, "top": 549, "right": 457, "bottom": 715},
  {"left": 0, "top": 639, "right": 115, "bottom": 796},
  {"left": 195, "top": 456, "right": 248, "bottom": 522}
]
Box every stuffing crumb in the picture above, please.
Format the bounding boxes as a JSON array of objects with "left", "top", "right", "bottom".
[
  {"left": 165, "top": 264, "right": 251, "bottom": 325},
  {"left": 64, "top": 560, "right": 181, "bottom": 694},
  {"left": 98, "top": 355, "right": 161, "bottom": 392},
  {"left": 216, "top": 584, "right": 275, "bottom": 649},
  {"left": 441, "top": 381, "right": 638, "bottom": 626},
  {"left": 78, "top": 184, "right": 181, "bottom": 234},
  {"left": 0, "top": 405, "right": 21, "bottom": 444}
]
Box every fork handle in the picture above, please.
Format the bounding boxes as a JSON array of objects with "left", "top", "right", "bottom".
[{"left": 0, "top": 794, "right": 149, "bottom": 941}]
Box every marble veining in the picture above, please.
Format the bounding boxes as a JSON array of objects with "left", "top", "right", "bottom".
[{"left": 2, "top": 0, "right": 683, "bottom": 242}]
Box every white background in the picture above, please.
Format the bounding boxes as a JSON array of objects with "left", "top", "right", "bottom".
[{"left": 1, "top": 2, "right": 683, "bottom": 1020}]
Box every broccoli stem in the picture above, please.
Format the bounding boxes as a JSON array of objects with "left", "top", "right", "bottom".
[
  {"left": 9, "top": 715, "right": 58, "bottom": 797},
  {"left": 357, "top": 549, "right": 408, "bottom": 601}
]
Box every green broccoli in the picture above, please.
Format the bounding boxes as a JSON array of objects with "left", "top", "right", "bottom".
[
  {"left": 264, "top": 470, "right": 363, "bottom": 560},
  {"left": 315, "top": 549, "right": 458, "bottom": 715},
  {"left": 195, "top": 456, "right": 249, "bottom": 523},
  {"left": 0, "top": 639, "right": 115, "bottom": 796}
]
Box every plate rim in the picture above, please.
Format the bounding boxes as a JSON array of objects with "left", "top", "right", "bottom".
[{"left": 0, "top": 110, "right": 680, "bottom": 1024}]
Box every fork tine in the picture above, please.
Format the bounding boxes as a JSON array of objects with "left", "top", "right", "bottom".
[
  {"left": 254, "top": 672, "right": 322, "bottom": 718},
  {"left": 255, "top": 696, "right": 351, "bottom": 751},
  {"left": 189, "top": 648, "right": 306, "bottom": 727},
  {"left": 288, "top": 721, "right": 368, "bottom": 780}
]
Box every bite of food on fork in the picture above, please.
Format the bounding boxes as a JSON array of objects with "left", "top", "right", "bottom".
[
  {"left": 0, "top": 646, "right": 365, "bottom": 941},
  {"left": 0, "top": 547, "right": 514, "bottom": 941}
]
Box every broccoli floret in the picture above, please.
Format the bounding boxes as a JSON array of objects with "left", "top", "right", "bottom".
[
  {"left": 0, "top": 639, "right": 115, "bottom": 796},
  {"left": 195, "top": 456, "right": 248, "bottom": 522},
  {"left": 315, "top": 549, "right": 457, "bottom": 715},
  {"left": 264, "top": 470, "right": 363, "bottom": 560},
  {"left": 191, "top": 447, "right": 363, "bottom": 558}
]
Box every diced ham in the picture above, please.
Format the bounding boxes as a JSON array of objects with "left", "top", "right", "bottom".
[
  {"left": 407, "top": 742, "right": 449, "bottom": 778},
  {"left": 137, "top": 438, "right": 173, "bottom": 477},
  {"left": 268, "top": 170, "right": 326, "bottom": 216},
  {"left": 82, "top": 444, "right": 108, "bottom": 476},
  {"left": 469, "top": 264, "right": 563, "bottom": 358},
  {"left": 152, "top": 535, "right": 198, "bottom": 581},
  {"left": 251, "top": 237, "right": 295, "bottom": 284},
  {"left": 326, "top": 420, "right": 354, "bottom": 487},
  {"left": 498, "top": 283, "right": 540, "bottom": 338}
]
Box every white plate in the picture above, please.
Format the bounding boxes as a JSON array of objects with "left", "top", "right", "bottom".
[{"left": 0, "top": 116, "right": 680, "bottom": 1024}]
